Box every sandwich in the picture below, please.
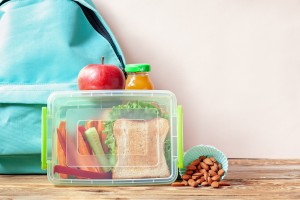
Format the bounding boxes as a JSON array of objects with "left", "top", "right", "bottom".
[
  {"left": 112, "top": 117, "right": 170, "bottom": 179},
  {"left": 103, "top": 101, "right": 171, "bottom": 179}
]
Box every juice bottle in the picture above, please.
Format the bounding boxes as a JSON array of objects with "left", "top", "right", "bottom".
[{"left": 125, "top": 64, "right": 154, "bottom": 90}]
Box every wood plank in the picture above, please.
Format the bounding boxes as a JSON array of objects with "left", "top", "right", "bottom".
[{"left": 0, "top": 159, "right": 299, "bottom": 200}]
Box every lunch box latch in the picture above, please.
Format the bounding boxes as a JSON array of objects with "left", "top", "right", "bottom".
[
  {"left": 177, "top": 105, "right": 184, "bottom": 169},
  {"left": 41, "top": 107, "right": 47, "bottom": 170}
]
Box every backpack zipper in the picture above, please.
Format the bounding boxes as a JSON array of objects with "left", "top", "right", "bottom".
[
  {"left": 74, "top": 2, "right": 126, "bottom": 73},
  {"left": 0, "top": 0, "right": 9, "bottom": 6},
  {"left": 0, "top": 0, "right": 126, "bottom": 73}
]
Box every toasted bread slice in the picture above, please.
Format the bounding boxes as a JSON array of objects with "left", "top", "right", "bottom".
[{"left": 112, "top": 118, "right": 170, "bottom": 179}]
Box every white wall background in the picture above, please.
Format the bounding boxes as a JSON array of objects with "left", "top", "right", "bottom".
[{"left": 93, "top": 0, "right": 300, "bottom": 158}]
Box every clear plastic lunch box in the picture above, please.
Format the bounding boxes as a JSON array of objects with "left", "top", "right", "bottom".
[{"left": 41, "top": 90, "right": 183, "bottom": 186}]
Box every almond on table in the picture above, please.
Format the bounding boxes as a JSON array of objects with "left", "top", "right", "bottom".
[
  {"left": 211, "top": 175, "right": 220, "bottom": 181},
  {"left": 218, "top": 169, "right": 225, "bottom": 176},
  {"left": 171, "top": 182, "right": 186, "bottom": 187},
  {"left": 219, "top": 181, "right": 231, "bottom": 186},
  {"left": 175, "top": 155, "right": 230, "bottom": 189},
  {"left": 201, "top": 181, "right": 209, "bottom": 186},
  {"left": 181, "top": 180, "right": 188, "bottom": 186},
  {"left": 211, "top": 181, "right": 220, "bottom": 188},
  {"left": 188, "top": 179, "right": 198, "bottom": 187}
]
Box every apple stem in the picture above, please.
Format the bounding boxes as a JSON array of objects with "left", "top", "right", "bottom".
[{"left": 101, "top": 56, "right": 105, "bottom": 64}]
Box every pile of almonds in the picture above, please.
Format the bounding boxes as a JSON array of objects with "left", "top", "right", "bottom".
[{"left": 172, "top": 156, "right": 230, "bottom": 188}]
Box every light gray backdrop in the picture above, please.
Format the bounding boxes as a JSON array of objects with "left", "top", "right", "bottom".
[{"left": 94, "top": 0, "right": 300, "bottom": 158}]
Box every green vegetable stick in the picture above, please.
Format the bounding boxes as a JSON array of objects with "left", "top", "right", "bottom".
[{"left": 85, "top": 127, "right": 111, "bottom": 172}]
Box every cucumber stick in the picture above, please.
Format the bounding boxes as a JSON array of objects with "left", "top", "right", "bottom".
[{"left": 85, "top": 127, "right": 111, "bottom": 172}]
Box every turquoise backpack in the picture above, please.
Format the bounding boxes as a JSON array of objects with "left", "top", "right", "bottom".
[{"left": 0, "top": 0, "right": 125, "bottom": 174}]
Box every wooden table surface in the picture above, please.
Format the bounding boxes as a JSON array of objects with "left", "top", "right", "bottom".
[{"left": 0, "top": 159, "right": 299, "bottom": 200}]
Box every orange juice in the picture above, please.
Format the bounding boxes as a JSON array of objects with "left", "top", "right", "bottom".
[{"left": 125, "top": 64, "right": 154, "bottom": 90}]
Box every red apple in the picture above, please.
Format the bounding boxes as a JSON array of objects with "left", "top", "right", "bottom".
[{"left": 78, "top": 57, "right": 125, "bottom": 90}]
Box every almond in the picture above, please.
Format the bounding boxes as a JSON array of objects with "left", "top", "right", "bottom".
[
  {"left": 200, "top": 169, "right": 207, "bottom": 174},
  {"left": 210, "top": 165, "right": 218, "bottom": 172},
  {"left": 193, "top": 172, "right": 203, "bottom": 176},
  {"left": 192, "top": 175, "right": 200, "bottom": 180},
  {"left": 171, "top": 182, "right": 186, "bottom": 186},
  {"left": 197, "top": 164, "right": 202, "bottom": 170},
  {"left": 203, "top": 158, "right": 214, "bottom": 166},
  {"left": 209, "top": 170, "right": 217, "bottom": 177},
  {"left": 196, "top": 179, "right": 203, "bottom": 185},
  {"left": 213, "top": 162, "right": 218, "bottom": 169},
  {"left": 209, "top": 157, "right": 217, "bottom": 163},
  {"left": 200, "top": 162, "right": 209, "bottom": 171},
  {"left": 182, "top": 174, "right": 191, "bottom": 180},
  {"left": 186, "top": 170, "right": 193, "bottom": 175},
  {"left": 204, "top": 172, "right": 208, "bottom": 181},
  {"left": 186, "top": 165, "right": 197, "bottom": 171},
  {"left": 190, "top": 159, "right": 200, "bottom": 166},
  {"left": 218, "top": 169, "right": 225, "bottom": 176},
  {"left": 181, "top": 180, "right": 188, "bottom": 186},
  {"left": 211, "top": 181, "right": 220, "bottom": 188},
  {"left": 211, "top": 175, "right": 220, "bottom": 181},
  {"left": 219, "top": 181, "right": 230, "bottom": 186},
  {"left": 199, "top": 156, "right": 207, "bottom": 161},
  {"left": 218, "top": 163, "right": 222, "bottom": 169},
  {"left": 201, "top": 181, "right": 209, "bottom": 186},
  {"left": 207, "top": 177, "right": 212, "bottom": 185},
  {"left": 188, "top": 179, "right": 198, "bottom": 187},
  {"left": 199, "top": 176, "right": 205, "bottom": 183}
]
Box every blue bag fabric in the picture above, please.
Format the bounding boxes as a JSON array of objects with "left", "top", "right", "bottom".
[{"left": 0, "top": 0, "right": 125, "bottom": 174}]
